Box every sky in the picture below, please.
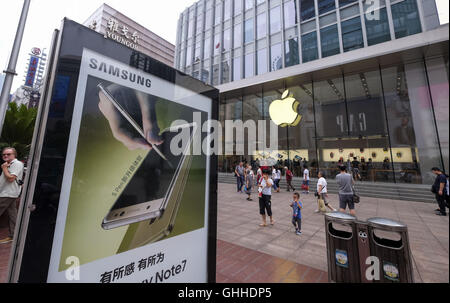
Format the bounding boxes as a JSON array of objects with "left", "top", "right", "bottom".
[
  {"left": 0, "top": 0, "right": 195, "bottom": 92},
  {"left": 1, "top": 0, "right": 449, "bottom": 92}
]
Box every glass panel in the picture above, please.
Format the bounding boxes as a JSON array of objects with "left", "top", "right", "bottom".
[
  {"left": 233, "top": 56, "right": 242, "bottom": 80},
  {"left": 204, "top": 37, "right": 211, "bottom": 59},
  {"left": 215, "top": 3, "right": 222, "bottom": 25},
  {"left": 286, "top": 81, "right": 318, "bottom": 177},
  {"left": 314, "top": 76, "right": 347, "bottom": 139},
  {"left": 214, "top": 33, "right": 221, "bottom": 55},
  {"left": 234, "top": 0, "right": 242, "bottom": 15},
  {"left": 270, "top": 6, "right": 281, "bottom": 34},
  {"left": 196, "top": 13, "right": 204, "bottom": 34},
  {"left": 205, "top": 9, "right": 213, "bottom": 29},
  {"left": 243, "top": 91, "right": 264, "bottom": 163},
  {"left": 257, "top": 0, "right": 265, "bottom": 5},
  {"left": 285, "top": 37, "right": 299, "bottom": 67},
  {"left": 201, "top": 65, "right": 210, "bottom": 83},
  {"left": 300, "top": 0, "right": 316, "bottom": 22},
  {"left": 222, "top": 60, "right": 231, "bottom": 83},
  {"left": 343, "top": 71, "right": 393, "bottom": 182},
  {"left": 382, "top": 64, "right": 442, "bottom": 184},
  {"left": 302, "top": 31, "right": 318, "bottom": 63},
  {"left": 341, "top": 16, "right": 364, "bottom": 52},
  {"left": 301, "top": 19, "right": 316, "bottom": 33},
  {"left": 223, "top": 28, "right": 232, "bottom": 51},
  {"left": 212, "top": 63, "right": 220, "bottom": 85},
  {"left": 391, "top": 0, "right": 422, "bottom": 39},
  {"left": 245, "top": 18, "right": 255, "bottom": 43},
  {"left": 365, "top": 7, "right": 391, "bottom": 46},
  {"left": 234, "top": 23, "right": 242, "bottom": 47},
  {"left": 245, "top": 52, "right": 254, "bottom": 78},
  {"left": 222, "top": 96, "right": 243, "bottom": 172},
  {"left": 245, "top": 0, "right": 254, "bottom": 10},
  {"left": 318, "top": 0, "right": 336, "bottom": 15},
  {"left": 224, "top": 0, "right": 231, "bottom": 21},
  {"left": 339, "top": 0, "right": 358, "bottom": 7},
  {"left": 319, "top": 11, "right": 337, "bottom": 27},
  {"left": 257, "top": 48, "right": 268, "bottom": 75},
  {"left": 186, "top": 45, "right": 193, "bottom": 66},
  {"left": 340, "top": 3, "right": 360, "bottom": 19},
  {"left": 264, "top": 88, "right": 289, "bottom": 167},
  {"left": 180, "top": 48, "right": 186, "bottom": 69},
  {"left": 194, "top": 43, "right": 201, "bottom": 61},
  {"left": 257, "top": 12, "right": 267, "bottom": 39},
  {"left": 188, "top": 19, "right": 195, "bottom": 38},
  {"left": 426, "top": 57, "right": 449, "bottom": 174},
  {"left": 320, "top": 24, "right": 340, "bottom": 58},
  {"left": 270, "top": 43, "right": 282, "bottom": 71},
  {"left": 284, "top": 0, "right": 298, "bottom": 29}
]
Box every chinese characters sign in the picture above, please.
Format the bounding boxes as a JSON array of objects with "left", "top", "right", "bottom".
[
  {"left": 25, "top": 56, "right": 39, "bottom": 87},
  {"left": 104, "top": 18, "right": 140, "bottom": 51}
]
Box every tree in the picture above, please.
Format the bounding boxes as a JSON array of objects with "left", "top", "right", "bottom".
[{"left": 0, "top": 102, "right": 37, "bottom": 160}]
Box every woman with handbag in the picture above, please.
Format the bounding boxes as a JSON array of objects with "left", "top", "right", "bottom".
[{"left": 315, "top": 172, "right": 337, "bottom": 213}]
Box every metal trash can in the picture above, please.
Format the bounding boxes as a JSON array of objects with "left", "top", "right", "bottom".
[
  {"left": 356, "top": 221, "right": 372, "bottom": 283},
  {"left": 367, "top": 218, "right": 414, "bottom": 283},
  {"left": 325, "top": 212, "right": 360, "bottom": 283}
]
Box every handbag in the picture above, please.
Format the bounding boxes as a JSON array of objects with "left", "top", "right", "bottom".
[{"left": 353, "top": 186, "right": 360, "bottom": 204}]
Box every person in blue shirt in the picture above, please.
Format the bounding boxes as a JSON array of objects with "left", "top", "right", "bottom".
[{"left": 290, "top": 192, "right": 303, "bottom": 236}]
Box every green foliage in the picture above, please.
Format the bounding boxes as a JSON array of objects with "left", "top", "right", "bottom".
[{"left": 0, "top": 102, "right": 37, "bottom": 160}]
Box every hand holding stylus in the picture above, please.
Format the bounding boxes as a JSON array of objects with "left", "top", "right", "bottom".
[{"left": 98, "top": 88, "right": 163, "bottom": 151}]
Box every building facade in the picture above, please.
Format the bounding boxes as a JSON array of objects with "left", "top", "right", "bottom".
[
  {"left": 176, "top": 0, "right": 448, "bottom": 185},
  {"left": 84, "top": 4, "right": 175, "bottom": 67}
]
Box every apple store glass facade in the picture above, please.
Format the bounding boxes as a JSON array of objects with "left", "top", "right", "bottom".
[
  {"left": 176, "top": 0, "right": 435, "bottom": 85},
  {"left": 219, "top": 56, "right": 449, "bottom": 185}
]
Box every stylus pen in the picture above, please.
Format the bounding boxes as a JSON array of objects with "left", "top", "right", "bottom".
[{"left": 97, "top": 83, "right": 169, "bottom": 162}]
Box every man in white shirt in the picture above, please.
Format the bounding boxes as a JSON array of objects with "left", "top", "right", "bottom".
[
  {"left": 0, "top": 147, "right": 24, "bottom": 244},
  {"left": 303, "top": 165, "right": 310, "bottom": 194},
  {"left": 315, "top": 171, "right": 337, "bottom": 213}
]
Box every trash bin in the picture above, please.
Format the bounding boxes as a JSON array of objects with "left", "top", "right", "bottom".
[
  {"left": 356, "top": 221, "right": 371, "bottom": 283},
  {"left": 367, "top": 218, "right": 414, "bottom": 283},
  {"left": 325, "top": 212, "right": 360, "bottom": 283}
]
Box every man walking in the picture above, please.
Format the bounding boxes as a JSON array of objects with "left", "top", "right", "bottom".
[
  {"left": 235, "top": 162, "right": 245, "bottom": 193},
  {"left": 0, "top": 147, "right": 24, "bottom": 244},
  {"left": 315, "top": 171, "right": 337, "bottom": 213},
  {"left": 432, "top": 167, "right": 448, "bottom": 216},
  {"left": 336, "top": 166, "right": 356, "bottom": 216},
  {"left": 285, "top": 167, "right": 295, "bottom": 192}
]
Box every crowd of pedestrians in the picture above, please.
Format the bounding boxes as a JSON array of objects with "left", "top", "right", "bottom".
[{"left": 234, "top": 160, "right": 448, "bottom": 234}]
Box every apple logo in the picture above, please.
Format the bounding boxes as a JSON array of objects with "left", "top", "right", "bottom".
[{"left": 269, "top": 90, "right": 302, "bottom": 127}]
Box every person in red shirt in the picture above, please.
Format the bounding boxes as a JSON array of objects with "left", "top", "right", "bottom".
[{"left": 285, "top": 167, "right": 295, "bottom": 192}]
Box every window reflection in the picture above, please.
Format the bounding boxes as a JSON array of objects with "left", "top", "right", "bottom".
[
  {"left": 300, "top": 0, "right": 315, "bottom": 22},
  {"left": 270, "top": 43, "right": 282, "bottom": 72},
  {"left": 391, "top": 0, "right": 422, "bottom": 39},
  {"left": 270, "top": 6, "right": 281, "bottom": 34},
  {"left": 320, "top": 24, "right": 340, "bottom": 58}
]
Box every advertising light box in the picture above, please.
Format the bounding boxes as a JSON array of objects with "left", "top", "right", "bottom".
[{"left": 9, "top": 19, "right": 218, "bottom": 283}]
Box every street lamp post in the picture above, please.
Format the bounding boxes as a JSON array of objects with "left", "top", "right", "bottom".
[{"left": 0, "top": 0, "right": 32, "bottom": 136}]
